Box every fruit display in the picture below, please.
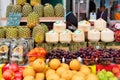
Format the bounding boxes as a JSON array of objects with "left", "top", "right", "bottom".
[
  {"left": 5, "top": 27, "right": 18, "bottom": 38},
  {"left": 44, "top": 3, "right": 54, "bottom": 17},
  {"left": 22, "top": 3, "right": 32, "bottom": 17},
  {"left": 11, "top": 4, "right": 22, "bottom": 13},
  {"left": 40, "top": 23, "right": 49, "bottom": 33},
  {"left": 0, "top": 27, "right": 5, "bottom": 38},
  {"left": 72, "top": 29, "right": 85, "bottom": 42},
  {"left": 60, "top": 29, "right": 72, "bottom": 43},
  {"left": 30, "top": 0, "right": 41, "bottom": 6},
  {"left": 0, "top": 40, "right": 10, "bottom": 64},
  {"left": 47, "top": 59, "right": 98, "bottom": 80},
  {"left": 18, "top": 26, "right": 31, "bottom": 38},
  {"left": 46, "top": 30, "right": 59, "bottom": 43},
  {"left": 10, "top": 39, "right": 30, "bottom": 65},
  {"left": 54, "top": 3, "right": 64, "bottom": 17},
  {"left": 27, "top": 12, "right": 39, "bottom": 28},
  {"left": 33, "top": 4, "right": 43, "bottom": 17},
  {"left": 6, "top": 3, "right": 64, "bottom": 18},
  {"left": 97, "top": 70, "right": 118, "bottom": 80},
  {"left": 23, "top": 59, "right": 46, "bottom": 80},
  {"left": 32, "top": 24, "right": 45, "bottom": 43},
  {"left": 6, "top": 4, "right": 13, "bottom": 17},
  {"left": 88, "top": 29, "right": 100, "bottom": 42},
  {"left": 78, "top": 20, "right": 91, "bottom": 32},
  {"left": 53, "top": 21, "right": 66, "bottom": 33},
  {"left": 94, "top": 18, "right": 107, "bottom": 31},
  {"left": 101, "top": 28, "right": 114, "bottom": 42},
  {"left": 46, "top": 47, "right": 120, "bottom": 65},
  {"left": 16, "top": 0, "right": 26, "bottom": 5},
  {"left": 2, "top": 63, "right": 24, "bottom": 80},
  {"left": 27, "top": 47, "right": 46, "bottom": 63}
]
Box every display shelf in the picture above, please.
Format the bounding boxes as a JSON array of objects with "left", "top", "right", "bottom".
[{"left": 0, "top": 17, "right": 64, "bottom": 22}]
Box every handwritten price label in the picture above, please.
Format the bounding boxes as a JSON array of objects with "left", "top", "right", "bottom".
[{"left": 7, "top": 12, "right": 22, "bottom": 26}]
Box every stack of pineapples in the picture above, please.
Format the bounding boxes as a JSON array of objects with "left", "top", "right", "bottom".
[
  {"left": 6, "top": 0, "right": 65, "bottom": 18},
  {"left": 5, "top": 0, "right": 65, "bottom": 43}
]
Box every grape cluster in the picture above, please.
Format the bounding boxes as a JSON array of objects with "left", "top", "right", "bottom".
[
  {"left": 46, "top": 47, "right": 120, "bottom": 65},
  {"left": 46, "top": 49, "right": 76, "bottom": 63}
]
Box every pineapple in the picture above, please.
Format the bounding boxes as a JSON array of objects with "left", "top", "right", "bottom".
[
  {"left": 6, "top": 4, "right": 13, "bottom": 17},
  {"left": 40, "top": 23, "right": 49, "bottom": 33},
  {"left": 16, "top": 0, "right": 26, "bottom": 5},
  {"left": 5, "top": 27, "right": 18, "bottom": 38},
  {"left": 0, "top": 27, "right": 5, "bottom": 38},
  {"left": 27, "top": 12, "right": 39, "bottom": 28},
  {"left": 32, "top": 24, "right": 44, "bottom": 43},
  {"left": 31, "top": 0, "right": 41, "bottom": 6},
  {"left": 18, "top": 26, "right": 31, "bottom": 38},
  {"left": 22, "top": 3, "right": 32, "bottom": 17},
  {"left": 11, "top": 5, "right": 22, "bottom": 13},
  {"left": 44, "top": 3, "right": 54, "bottom": 17},
  {"left": 54, "top": 3, "right": 64, "bottom": 17},
  {"left": 33, "top": 4, "right": 43, "bottom": 17}
]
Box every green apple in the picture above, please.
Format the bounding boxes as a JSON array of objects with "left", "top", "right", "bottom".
[
  {"left": 106, "top": 71, "right": 114, "bottom": 78},
  {"left": 109, "top": 77, "right": 118, "bottom": 80}
]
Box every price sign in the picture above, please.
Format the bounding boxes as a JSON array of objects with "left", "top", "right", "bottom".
[{"left": 7, "top": 12, "right": 22, "bottom": 26}]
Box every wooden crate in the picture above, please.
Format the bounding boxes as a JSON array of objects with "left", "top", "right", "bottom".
[
  {"left": 88, "top": 42, "right": 106, "bottom": 49},
  {"left": 106, "top": 42, "right": 120, "bottom": 50},
  {"left": 70, "top": 42, "right": 87, "bottom": 52}
]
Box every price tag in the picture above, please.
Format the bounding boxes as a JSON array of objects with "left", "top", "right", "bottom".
[
  {"left": 77, "top": 57, "right": 82, "bottom": 62},
  {"left": 7, "top": 12, "right": 22, "bottom": 26},
  {"left": 62, "top": 57, "right": 65, "bottom": 63}
]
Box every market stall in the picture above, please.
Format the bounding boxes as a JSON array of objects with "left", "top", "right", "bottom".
[{"left": 0, "top": 0, "right": 120, "bottom": 80}]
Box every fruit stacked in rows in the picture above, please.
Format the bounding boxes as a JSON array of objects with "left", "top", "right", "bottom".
[
  {"left": 0, "top": 26, "right": 31, "bottom": 38},
  {"left": 47, "top": 59, "right": 98, "bottom": 80},
  {"left": 46, "top": 49, "right": 77, "bottom": 64},
  {"left": 23, "top": 59, "right": 46, "bottom": 80},
  {"left": 2, "top": 63, "right": 24, "bottom": 80},
  {"left": 97, "top": 69, "right": 118, "bottom": 80},
  {"left": 46, "top": 47, "right": 120, "bottom": 65},
  {"left": 23, "top": 58, "right": 99, "bottom": 80},
  {"left": 22, "top": 3, "right": 32, "bottom": 17},
  {"left": 6, "top": 3, "right": 64, "bottom": 17}
]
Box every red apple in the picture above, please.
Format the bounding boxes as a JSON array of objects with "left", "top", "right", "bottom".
[
  {"left": 18, "top": 67, "right": 24, "bottom": 74},
  {"left": 3, "top": 69, "right": 14, "bottom": 80},
  {"left": 115, "top": 72, "right": 120, "bottom": 78},
  {"left": 15, "top": 72, "right": 22, "bottom": 78},
  {"left": 2, "top": 64, "right": 10, "bottom": 73},
  {"left": 14, "top": 77, "right": 22, "bottom": 80},
  {"left": 112, "top": 66, "right": 120, "bottom": 74},
  {"left": 9, "top": 63, "right": 19, "bottom": 72}
]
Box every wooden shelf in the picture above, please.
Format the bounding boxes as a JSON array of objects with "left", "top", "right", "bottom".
[{"left": 0, "top": 17, "right": 64, "bottom": 22}]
